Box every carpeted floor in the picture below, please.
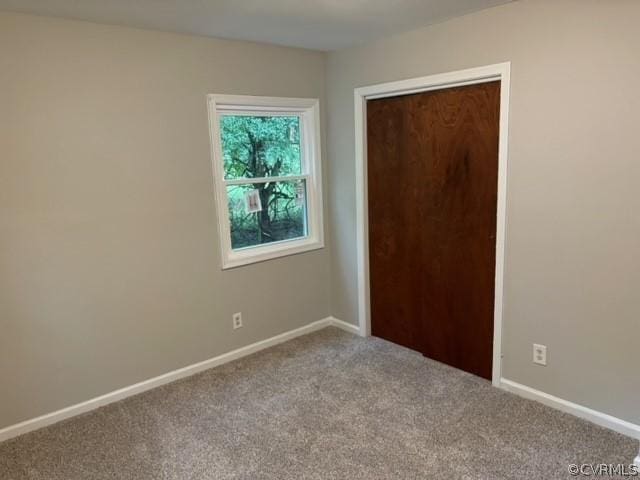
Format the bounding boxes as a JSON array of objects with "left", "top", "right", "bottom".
[{"left": 0, "top": 327, "right": 637, "bottom": 479}]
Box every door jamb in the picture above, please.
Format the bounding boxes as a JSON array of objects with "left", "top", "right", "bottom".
[{"left": 353, "top": 62, "right": 511, "bottom": 387}]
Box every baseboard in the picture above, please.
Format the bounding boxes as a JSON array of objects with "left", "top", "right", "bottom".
[
  {"left": 0, "top": 316, "right": 335, "bottom": 443},
  {"left": 328, "top": 316, "right": 362, "bottom": 336},
  {"left": 500, "top": 378, "right": 640, "bottom": 440},
  {"left": 8, "top": 322, "right": 632, "bottom": 450}
]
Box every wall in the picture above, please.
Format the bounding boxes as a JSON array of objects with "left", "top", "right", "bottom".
[
  {"left": 326, "top": 0, "right": 640, "bottom": 424},
  {"left": 0, "top": 12, "right": 329, "bottom": 429}
]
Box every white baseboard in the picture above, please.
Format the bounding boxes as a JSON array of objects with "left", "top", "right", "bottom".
[
  {"left": 0, "top": 317, "right": 336, "bottom": 443},
  {"left": 328, "top": 316, "right": 362, "bottom": 336},
  {"left": 500, "top": 378, "right": 640, "bottom": 440},
  {"left": 5, "top": 320, "right": 634, "bottom": 454}
]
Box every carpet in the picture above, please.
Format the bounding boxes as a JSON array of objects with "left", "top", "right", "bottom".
[{"left": 0, "top": 327, "right": 637, "bottom": 479}]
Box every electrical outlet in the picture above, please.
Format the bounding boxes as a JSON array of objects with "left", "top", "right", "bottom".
[
  {"left": 533, "top": 343, "right": 547, "bottom": 366},
  {"left": 232, "top": 312, "right": 243, "bottom": 330}
]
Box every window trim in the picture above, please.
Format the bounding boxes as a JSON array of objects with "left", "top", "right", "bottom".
[{"left": 207, "top": 94, "right": 324, "bottom": 269}]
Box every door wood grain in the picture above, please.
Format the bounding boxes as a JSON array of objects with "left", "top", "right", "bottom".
[{"left": 367, "top": 81, "right": 500, "bottom": 380}]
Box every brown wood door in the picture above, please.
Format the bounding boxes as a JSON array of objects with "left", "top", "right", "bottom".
[{"left": 367, "top": 81, "right": 500, "bottom": 380}]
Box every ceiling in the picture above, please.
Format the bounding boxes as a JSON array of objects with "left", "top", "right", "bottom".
[{"left": 0, "top": 0, "right": 514, "bottom": 51}]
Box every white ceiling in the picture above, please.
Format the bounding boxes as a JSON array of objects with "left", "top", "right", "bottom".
[{"left": 0, "top": 0, "right": 514, "bottom": 51}]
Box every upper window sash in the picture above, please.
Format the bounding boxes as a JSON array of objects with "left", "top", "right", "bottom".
[{"left": 219, "top": 112, "right": 305, "bottom": 181}]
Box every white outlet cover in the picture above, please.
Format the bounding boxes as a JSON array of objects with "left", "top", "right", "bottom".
[
  {"left": 233, "top": 312, "right": 242, "bottom": 329},
  {"left": 533, "top": 343, "right": 547, "bottom": 366}
]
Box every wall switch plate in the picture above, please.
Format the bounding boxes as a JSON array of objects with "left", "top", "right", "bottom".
[
  {"left": 533, "top": 343, "right": 547, "bottom": 366},
  {"left": 232, "top": 312, "right": 243, "bottom": 330}
]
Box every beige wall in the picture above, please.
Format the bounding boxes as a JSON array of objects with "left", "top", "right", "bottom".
[
  {"left": 0, "top": 12, "right": 329, "bottom": 429},
  {"left": 326, "top": 0, "right": 640, "bottom": 424}
]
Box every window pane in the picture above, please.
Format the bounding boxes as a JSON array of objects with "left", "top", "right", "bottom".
[
  {"left": 220, "top": 115, "right": 301, "bottom": 180},
  {"left": 227, "top": 180, "right": 307, "bottom": 250}
]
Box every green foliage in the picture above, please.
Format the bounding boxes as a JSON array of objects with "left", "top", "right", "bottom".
[
  {"left": 220, "top": 115, "right": 306, "bottom": 249},
  {"left": 221, "top": 115, "right": 301, "bottom": 179}
]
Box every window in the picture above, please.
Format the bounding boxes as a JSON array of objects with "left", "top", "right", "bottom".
[{"left": 207, "top": 95, "right": 324, "bottom": 269}]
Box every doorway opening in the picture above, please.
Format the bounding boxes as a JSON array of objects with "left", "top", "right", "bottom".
[{"left": 354, "top": 63, "right": 510, "bottom": 384}]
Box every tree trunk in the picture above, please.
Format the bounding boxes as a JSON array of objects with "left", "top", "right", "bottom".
[{"left": 258, "top": 185, "right": 272, "bottom": 242}]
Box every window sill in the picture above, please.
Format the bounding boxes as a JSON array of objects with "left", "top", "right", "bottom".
[{"left": 221, "top": 237, "right": 324, "bottom": 269}]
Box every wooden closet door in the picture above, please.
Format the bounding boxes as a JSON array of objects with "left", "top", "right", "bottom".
[{"left": 367, "top": 81, "right": 500, "bottom": 380}]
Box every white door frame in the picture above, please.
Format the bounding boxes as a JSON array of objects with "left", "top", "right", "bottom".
[{"left": 354, "top": 62, "right": 511, "bottom": 386}]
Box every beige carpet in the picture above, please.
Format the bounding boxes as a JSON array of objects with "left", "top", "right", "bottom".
[{"left": 0, "top": 327, "right": 637, "bottom": 479}]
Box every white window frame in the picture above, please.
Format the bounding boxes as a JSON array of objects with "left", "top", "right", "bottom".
[{"left": 207, "top": 95, "right": 324, "bottom": 269}]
